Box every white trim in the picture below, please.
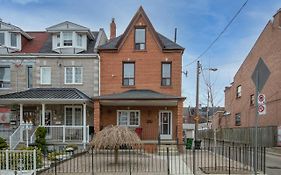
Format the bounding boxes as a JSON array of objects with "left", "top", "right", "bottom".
[
  {"left": 116, "top": 110, "right": 140, "bottom": 127},
  {"left": 64, "top": 105, "right": 82, "bottom": 126},
  {"left": 159, "top": 110, "right": 172, "bottom": 139}
]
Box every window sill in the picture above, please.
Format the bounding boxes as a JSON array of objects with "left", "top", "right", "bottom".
[
  {"left": 40, "top": 84, "right": 52, "bottom": 86},
  {"left": 160, "top": 85, "right": 173, "bottom": 89},
  {"left": 133, "top": 49, "right": 147, "bottom": 52},
  {"left": 64, "top": 83, "right": 83, "bottom": 85},
  {"left": 121, "top": 86, "right": 136, "bottom": 88}
]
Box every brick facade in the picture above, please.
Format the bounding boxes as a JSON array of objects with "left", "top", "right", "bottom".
[{"left": 221, "top": 9, "right": 281, "bottom": 129}]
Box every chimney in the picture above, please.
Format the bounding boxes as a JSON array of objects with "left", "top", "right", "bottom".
[
  {"left": 110, "top": 18, "right": 116, "bottom": 39},
  {"left": 273, "top": 8, "right": 281, "bottom": 28}
]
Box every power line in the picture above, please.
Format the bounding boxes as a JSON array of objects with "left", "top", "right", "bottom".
[{"left": 184, "top": 0, "right": 249, "bottom": 67}]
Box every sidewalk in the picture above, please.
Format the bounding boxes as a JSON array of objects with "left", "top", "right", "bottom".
[{"left": 266, "top": 147, "right": 281, "bottom": 156}]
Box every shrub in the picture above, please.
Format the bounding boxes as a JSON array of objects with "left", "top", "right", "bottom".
[
  {"left": 35, "top": 127, "right": 47, "bottom": 153},
  {"left": 0, "top": 137, "right": 8, "bottom": 150}
]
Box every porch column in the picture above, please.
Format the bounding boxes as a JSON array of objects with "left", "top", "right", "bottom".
[
  {"left": 83, "top": 103, "right": 87, "bottom": 145},
  {"left": 20, "top": 104, "right": 23, "bottom": 142},
  {"left": 94, "top": 100, "right": 100, "bottom": 134},
  {"left": 177, "top": 99, "right": 184, "bottom": 145},
  {"left": 42, "top": 104, "right": 45, "bottom": 126}
]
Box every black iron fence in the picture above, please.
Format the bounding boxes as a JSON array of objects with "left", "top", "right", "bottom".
[{"left": 38, "top": 144, "right": 266, "bottom": 175}]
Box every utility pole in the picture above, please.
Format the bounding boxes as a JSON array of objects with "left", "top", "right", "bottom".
[{"left": 193, "top": 60, "right": 201, "bottom": 174}]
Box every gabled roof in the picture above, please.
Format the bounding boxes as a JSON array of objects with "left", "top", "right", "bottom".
[
  {"left": 46, "top": 21, "right": 95, "bottom": 40},
  {"left": 94, "top": 89, "right": 184, "bottom": 100},
  {"left": 0, "top": 21, "right": 32, "bottom": 40},
  {"left": 99, "top": 6, "right": 184, "bottom": 51},
  {"left": 0, "top": 88, "right": 91, "bottom": 101}
]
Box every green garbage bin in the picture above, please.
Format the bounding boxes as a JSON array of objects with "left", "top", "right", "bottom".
[{"left": 186, "top": 138, "right": 193, "bottom": 149}]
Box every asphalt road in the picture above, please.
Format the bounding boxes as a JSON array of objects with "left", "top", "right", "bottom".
[{"left": 266, "top": 153, "right": 281, "bottom": 175}]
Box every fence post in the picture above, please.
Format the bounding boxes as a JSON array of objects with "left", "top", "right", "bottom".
[
  {"left": 129, "top": 148, "right": 132, "bottom": 175},
  {"left": 63, "top": 125, "right": 66, "bottom": 143},
  {"left": 263, "top": 147, "right": 266, "bottom": 175},
  {"left": 167, "top": 147, "right": 170, "bottom": 175},
  {"left": 33, "top": 149, "right": 37, "bottom": 175},
  {"left": 228, "top": 147, "right": 231, "bottom": 175},
  {"left": 92, "top": 148, "right": 94, "bottom": 175},
  {"left": 5, "top": 149, "right": 9, "bottom": 170},
  {"left": 55, "top": 153, "right": 57, "bottom": 175}
]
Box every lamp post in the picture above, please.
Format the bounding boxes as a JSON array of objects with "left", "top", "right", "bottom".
[{"left": 193, "top": 61, "right": 217, "bottom": 174}]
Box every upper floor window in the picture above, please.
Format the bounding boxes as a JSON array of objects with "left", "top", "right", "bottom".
[
  {"left": 123, "top": 62, "right": 135, "bottom": 86},
  {"left": 27, "top": 66, "right": 33, "bottom": 88},
  {"left": 0, "top": 66, "right": 10, "bottom": 88},
  {"left": 235, "top": 113, "right": 241, "bottom": 126},
  {"left": 10, "top": 33, "right": 17, "bottom": 47},
  {"left": 135, "top": 28, "right": 145, "bottom": 50},
  {"left": 63, "top": 32, "right": 73, "bottom": 46},
  {"left": 65, "top": 67, "right": 83, "bottom": 84},
  {"left": 250, "top": 94, "right": 255, "bottom": 106},
  {"left": 0, "top": 33, "right": 4, "bottom": 45},
  {"left": 77, "top": 34, "right": 82, "bottom": 47},
  {"left": 57, "top": 34, "right": 61, "bottom": 47},
  {"left": 236, "top": 85, "right": 242, "bottom": 98},
  {"left": 40, "top": 67, "right": 51, "bottom": 85},
  {"left": 161, "top": 62, "right": 171, "bottom": 86}
]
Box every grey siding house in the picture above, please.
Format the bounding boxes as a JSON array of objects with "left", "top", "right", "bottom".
[{"left": 0, "top": 21, "right": 107, "bottom": 149}]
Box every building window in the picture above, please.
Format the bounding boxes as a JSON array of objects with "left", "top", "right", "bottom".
[
  {"left": 40, "top": 67, "right": 51, "bottom": 85},
  {"left": 235, "top": 113, "right": 241, "bottom": 126},
  {"left": 135, "top": 28, "right": 145, "bottom": 50},
  {"left": 123, "top": 62, "right": 135, "bottom": 86},
  {"left": 0, "top": 32, "right": 5, "bottom": 45},
  {"left": 77, "top": 33, "right": 82, "bottom": 47},
  {"left": 236, "top": 85, "right": 242, "bottom": 98},
  {"left": 250, "top": 94, "right": 255, "bottom": 106},
  {"left": 57, "top": 34, "right": 60, "bottom": 47},
  {"left": 65, "top": 67, "right": 83, "bottom": 84},
  {"left": 63, "top": 32, "right": 73, "bottom": 46},
  {"left": 27, "top": 66, "right": 33, "bottom": 88},
  {"left": 117, "top": 110, "right": 140, "bottom": 127},
  {"left": 10, "top": 33, "right": 17, "bottom": 47},
  {"left": 65, "top": 106, "right": 82, "bottom": 125},
  {"left": 0, "top": 66, "right": 10, "bottom": 88},
  {"left": 161, "top": 62, "right": 171, "bottom": 86}
]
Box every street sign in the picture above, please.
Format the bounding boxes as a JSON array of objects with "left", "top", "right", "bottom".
[
  {"left": 258, "top": 94, "right": 266, "bottom": 115},
  {"left": 251, "top": 58, "right": 270, "bottom": 92}
]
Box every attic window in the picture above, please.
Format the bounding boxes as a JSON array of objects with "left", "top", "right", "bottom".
[
  {"left": 77, "top": 33, "right": 82, "bottom": 47},
  {"left": 63, "top": 32, "right": 73, "bottom": 46},
  {"left": 0, "top": 32, "right": 4, "bottom": 45},
  {"left": 135, "top": 28, "right": 145, "bottom": 50},
  {"left": 10, "top": 33, "right": 17, "bottom": 47}
]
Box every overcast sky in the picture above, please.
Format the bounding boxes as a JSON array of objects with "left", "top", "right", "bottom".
[{"left": 0, "top": 0, "right": 280, "bottom": 107}]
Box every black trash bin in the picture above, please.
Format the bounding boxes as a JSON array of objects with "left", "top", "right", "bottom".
[{"left": 194, "top": 140, "right": 201, "bottom": 149}]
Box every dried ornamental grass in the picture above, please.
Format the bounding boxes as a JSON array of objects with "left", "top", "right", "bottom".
[{"left": 91, "top": 125, "right": 142, "bottom": 149}]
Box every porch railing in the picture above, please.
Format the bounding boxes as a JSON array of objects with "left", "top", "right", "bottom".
[
  {"left": 31, "top": 125, "right": 90, "bottom": 144},
  {"left": 9, "top": 125, "right": 24, "bottom": 150}
]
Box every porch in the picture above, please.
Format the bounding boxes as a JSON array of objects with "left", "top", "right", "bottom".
[
  {"left": 93, "top": 89, "right": 185, "bottom": 145},
  {"left": 0, "top": 88, "right": 93, "bottom": 149}
]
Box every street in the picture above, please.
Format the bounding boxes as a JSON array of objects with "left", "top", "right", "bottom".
[{"left": 266, "top": 153, "right": 281, "bottom": 175}]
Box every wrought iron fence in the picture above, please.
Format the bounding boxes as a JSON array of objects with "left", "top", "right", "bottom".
[{"left": 38, "top": 144, "right": 266, "bottom": 175}]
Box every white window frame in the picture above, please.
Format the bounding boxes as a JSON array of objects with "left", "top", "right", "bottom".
[
  {"left": 63, "top": 32, "right": 73, "bottom": 47},
  {"left": 117, "top": 110, "right": 140, "bottom": 127},
  {"left": 10, "top": 32, "right": 18, "bottom": 48},
  {"left": 64, "top": 106, "right": 82, "bottom": 126},
  {"left": 236, "top": 85, "right": 242, "bottom": 98},
  {"left": 0, "top": 66, "right": 11, "bottom": 89},
  {"left": 40, "top": 67, "right": 51, "bottom": 85},
  {"left": 64, "top": 67, "right": 83, "bottom": 84},
  {"left": 76, "top": 33, "right": 83, "bottom": 47}
]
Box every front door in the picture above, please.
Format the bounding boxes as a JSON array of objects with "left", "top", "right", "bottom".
[{"left": 159, "top": 111, "right": 172, "bottom": 139}]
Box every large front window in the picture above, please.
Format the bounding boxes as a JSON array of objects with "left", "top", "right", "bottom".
[
  {"left": 135, "top": 28, "right": 145, "bottom": 50},
  {"left": 40, "top": 67, "right": 51, "bottom": 85},
  {"left": 65, "top": 67, "right": 83, "bottom": 84},
  {"left": 65, "top": 106, "right": 82, "bottom": 125},
  {"left": 63, "top": 32, "right": 73, "bottom": 46},
  {"left": 117, "top": 110, "right": 140, "bottom": 127},
  {"left": 0, "top": 66, "right": 10, "bottom": 88},
  {"left": 161, "top": 62, "right": 171, "bottom": 86},
  {"left": 123, "top": 62, "right": 135, "bottom": 86}
]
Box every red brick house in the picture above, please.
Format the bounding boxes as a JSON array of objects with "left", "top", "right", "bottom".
[
  {"left": 216, "top": 9, "right": 281, "bottom": 129},
  {"left": 93, "top": 7, "right": 185, "bottom": 145}
]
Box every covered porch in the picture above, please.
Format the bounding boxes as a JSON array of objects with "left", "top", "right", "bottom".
[
  {"left": 93, "top": 90, "right": 184, "bottom": 145},
  {"left": 0, "top": 88, "right": 93, "bottom": 149}
]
